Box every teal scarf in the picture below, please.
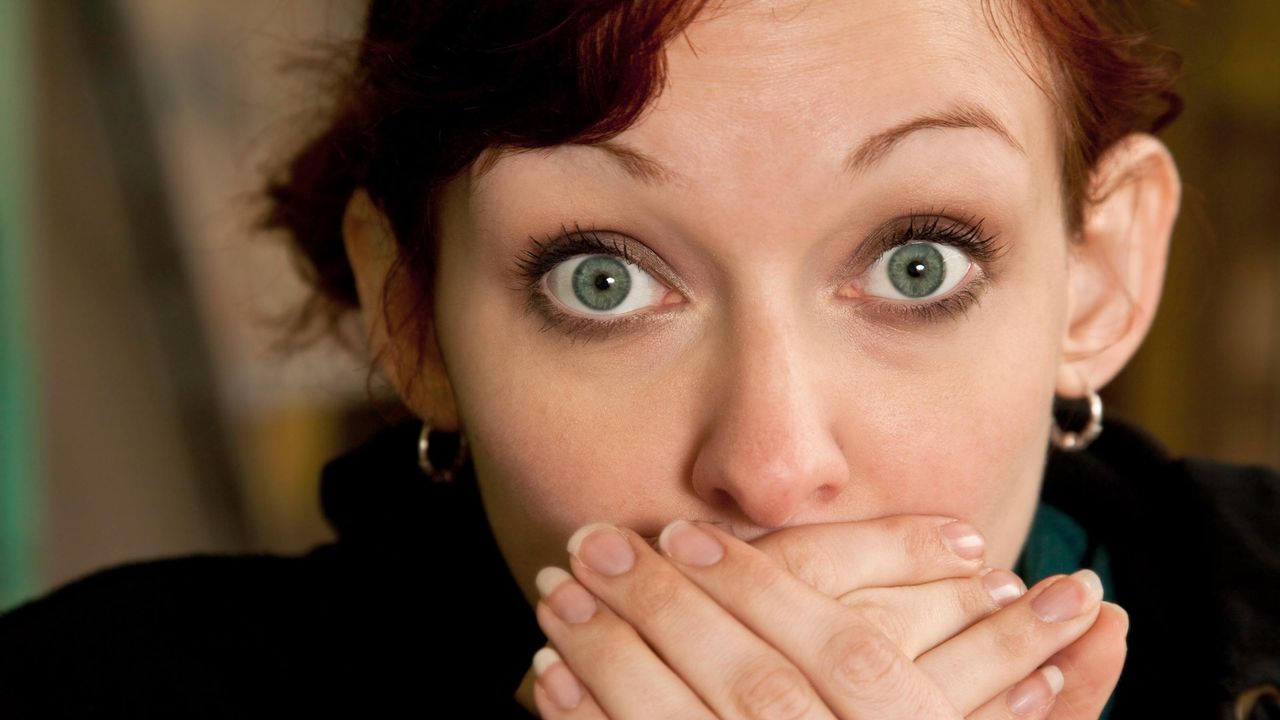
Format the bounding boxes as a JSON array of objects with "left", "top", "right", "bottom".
[{"left": 1013, "top": 503, "right": 1116, "bottom": 718}]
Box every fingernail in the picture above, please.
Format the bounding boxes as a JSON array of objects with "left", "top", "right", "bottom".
[
  {"left": 658, "top": 521, "right": 725, "bottom": 567},
  {"left": 1007, "top": 664, "right": 1064, "bottom": 715},
  {"left": 1030, "top": 569, "right": 1104, "bottom": 623},
  {"left": 536, "top": 567, "right": 597, "bottom": 624},
  {"left": 533, "top": 647, "right": 582, "bottom": 711},
  {"left": 939, "top": 521, "right": 985, "bottom": 560},
  {"left": 981, "top": 569, "right": 1026, "bottom": 607},
  {"left": 568, "top": 523, "right": 635, "bottom": 577}
]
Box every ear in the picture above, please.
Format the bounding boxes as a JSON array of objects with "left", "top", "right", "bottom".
[
  {"left": 342, "top": 189, "right": 460, "bottom": 430},
  {"left": 1057, "top": 133, "right": 1181, "bottom": 396}
]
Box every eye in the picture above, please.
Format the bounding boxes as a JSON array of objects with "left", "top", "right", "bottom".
[
  {"left": 544, "top": 253, "right": 669, "bottom": 316},
  {"left": 862, "top": 241, "right": 973, "bottom": 301}
]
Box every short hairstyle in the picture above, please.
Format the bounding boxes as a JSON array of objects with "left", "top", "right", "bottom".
[{"left": 262, "top": 0, "right": 1180, "bottom": 356}]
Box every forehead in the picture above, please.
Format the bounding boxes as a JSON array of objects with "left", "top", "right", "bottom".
[{"left": 618, "top": 0, "right": 1054, "bottom": 179}]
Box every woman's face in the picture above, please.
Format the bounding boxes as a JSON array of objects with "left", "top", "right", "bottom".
[{"left": 431, "top": 0, "right": 1070, "bottom": 602}]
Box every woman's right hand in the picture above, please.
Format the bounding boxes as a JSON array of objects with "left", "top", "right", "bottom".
[{"left": 530, "top": 517, "right": 1125, "bottom": 719}]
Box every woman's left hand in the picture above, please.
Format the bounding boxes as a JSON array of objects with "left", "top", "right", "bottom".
[{"left": 747, "top": 520, "right": 1129, "bottom": 720}]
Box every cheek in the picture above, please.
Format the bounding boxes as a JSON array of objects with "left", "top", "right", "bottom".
[{"left": 458, "top": 355, "right": 693, "bottom": 535}]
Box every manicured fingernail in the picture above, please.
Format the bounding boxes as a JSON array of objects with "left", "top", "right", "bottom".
[
  {"left": 536, "top": 567, "right": 597, "bottom": 624},
  {"left": 658, "top": 521, "right": 725, "bottom": 567},
  {"left": 568, "top": 523, "right": 635, "bottom": 576},
  {"left": 981, "top": 568, "right": 1026, "bottom": 607},
  {"left": 1007, "top": 664, "right": 1064, "bottom": 715},
  {"left": 939, "top": 521, "right": 985, "bottom": 560},
  {"left": 1031, "top": 569, "right": 1104, "bottom": 623},
  {"left": 533, "top": 647, "right": 582, "bottom": 711}
]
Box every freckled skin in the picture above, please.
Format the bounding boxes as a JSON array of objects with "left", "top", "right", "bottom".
[{"left": 428, "top": 0, "right": 1071, "bottom": 607}]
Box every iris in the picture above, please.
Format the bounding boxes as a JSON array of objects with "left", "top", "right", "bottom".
[
  {"left": 885, "top": 243, "right": 946, "bottom": 298},
  {"left": 572, "top": 256, "right": 632, "bottom": 311}
]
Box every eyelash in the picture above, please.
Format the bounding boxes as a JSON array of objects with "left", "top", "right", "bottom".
[
  {"left": 512, "top": 215, "right": 1002, "bottom": 341},
  {"left": 512, "top": 224, "right": 657, "bottom": 343}
]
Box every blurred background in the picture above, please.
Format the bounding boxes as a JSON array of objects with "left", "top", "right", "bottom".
[{"left": 0, "top": 1, "right": 1277, "bottom": 612}]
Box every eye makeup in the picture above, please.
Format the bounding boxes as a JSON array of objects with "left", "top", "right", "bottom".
[
  {"left": 509, "top": 212, "right": 1006, "bottom": 342},
  {"left": 511, "top": 224, "right": 685, "bottom": 344},
  {"left": 840, "top": 212, "right": 1005, "bottom": 325}
]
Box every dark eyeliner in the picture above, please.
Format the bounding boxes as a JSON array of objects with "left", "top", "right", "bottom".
[
  {"left": 512, "top": 223, "right": 634, "bottom": 294},
  {"left": 513, "top": 212, "right": 1003, "bottom": 340},
  {"left": 850, "top": 212, "right": 1004, "bottom": 324},
  {"left": 511, "top": 223, "right": 674, "bottom": 342}
]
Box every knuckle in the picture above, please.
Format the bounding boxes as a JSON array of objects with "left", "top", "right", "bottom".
[
  {"left": 845, "top": 600, "right": 908, "bottom": 649},
  {"left": 955, "top": 577, "right": 998, "bottom": 616},
  {"left": 822, "top": 623, "right": 909, "bottom": 694},
  {"left": 767, "top": 533, "right": 840, "bottom": 593},
  {"left": 993, "top": 622, "right": 1036, "bottom": 660},
  {"left": 731, "top": 661, "right": 815, "bottom": 720},
  {"left": 898, "top": 517, "right": 943, "bottom": 565},
  {"left": 627, "top": 566, "right": 685, "bottom": 619}
]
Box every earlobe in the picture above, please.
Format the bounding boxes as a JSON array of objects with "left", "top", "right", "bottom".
[
  {"left": 341, "top": 189, "right": 461, "bottom": 430},
  {"left": 1057, "top": 133, "right": 1181, "bottom": 396}
]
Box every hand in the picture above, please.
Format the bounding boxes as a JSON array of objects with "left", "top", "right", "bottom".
[
  {"left": 751, "top": 519, "right": 1129, "bottom": 719},
  {"left": 528, "top": 518, "right": 1117, "bottom": 718}
]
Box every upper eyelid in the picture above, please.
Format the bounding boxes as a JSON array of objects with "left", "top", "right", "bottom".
[
  {"left": 529, "top": 229, "right": 692, "bottom": 298},
  {"left": 519, "top": 214, "right": 996, "bottom": 303},
  {"left": 826, "top": 214, "right": 994, "bottom": 289}
]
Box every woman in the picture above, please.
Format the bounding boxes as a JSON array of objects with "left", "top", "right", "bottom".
[{"left": 2, "top": 0, "right": 1277, "bottom": 718}]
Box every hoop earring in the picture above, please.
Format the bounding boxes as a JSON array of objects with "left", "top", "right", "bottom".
[
  {"left": 1049, "top": 389, "right": 1103, "bottom": 451},
  {"left": 418, "top": 423, "right": 469, "bottom": 483}
]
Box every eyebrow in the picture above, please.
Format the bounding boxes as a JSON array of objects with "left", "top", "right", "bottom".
[{"left": 579, "top": 101, "right": 1026, "bottom": 186}]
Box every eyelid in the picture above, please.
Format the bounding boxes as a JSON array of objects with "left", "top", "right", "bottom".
[
  {"left": 521, "top": 227, "right": 691, "bottom": 299},
  {"left": 833, "top": 212, "right": 999, "bottom": 286}
]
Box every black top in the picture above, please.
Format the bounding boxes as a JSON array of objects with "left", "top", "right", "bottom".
[{"left": 1, "top": 419, "right": 1277, "bottom": 718}]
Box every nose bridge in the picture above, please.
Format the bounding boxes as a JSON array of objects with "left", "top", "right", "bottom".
[{"left": 691, "top": 298, "right": 849, "bottom": 528}]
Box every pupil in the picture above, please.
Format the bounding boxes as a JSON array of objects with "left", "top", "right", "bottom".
[
  {"left": 594, "top": 274, "right": 614, "bottom": 291},
  {"left": 907, "top": 261, "right": 926, "bottom": 278}
]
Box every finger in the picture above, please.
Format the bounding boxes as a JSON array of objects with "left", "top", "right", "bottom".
[
  {"left": 535, "top": 567, "right": 714, "bottom": 720},
  {"left": 916, "top": 571, "right": 1106, "bottom": 715},
  {"left": 653, "top": 520, "right": 962, "bottom": 719},
  {"left": 1044, "top": 602, "right": 1128, "bottom": 720},
  {"left": 566, "top": 524, "right": 836, "bottom": 719},
  {"left": 532, "top": 647, "right": 608, "bottom": 719},
  {"left": 966, "top": 665, "right": 1065, "bottom": 720},
  {"left": 843, "top": 569, "right": 1027, "bottom": 658},
  {"left": 752, "top": 516, "right": 988, "bottom": 596}
]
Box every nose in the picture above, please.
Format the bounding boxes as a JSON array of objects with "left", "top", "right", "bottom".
[{"left": 689, "top": 317, "right": 850, "bottom": 529}]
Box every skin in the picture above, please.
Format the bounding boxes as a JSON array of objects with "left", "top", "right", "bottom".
[{"left": 341, "top": 0, "right": 1180, "bottom": 715}]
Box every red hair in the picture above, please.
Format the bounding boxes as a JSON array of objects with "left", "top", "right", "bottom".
[{"left": 262, "top": 0, "right": 1180, "bottom": 349}]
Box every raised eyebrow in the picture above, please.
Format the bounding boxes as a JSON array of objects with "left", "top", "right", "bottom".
[
  {"left": 844, "top": 102, "right": 1027, "bottom": 174},
  {"left": 561, "top": 101, "right": 1024, "bottom": 185}
]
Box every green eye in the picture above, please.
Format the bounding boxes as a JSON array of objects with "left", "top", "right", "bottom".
[
  {"left": 571, "top": 255, "right": 632, "bottom": 311},
  {"left": 546, "top": 253, "right": 667, "bottom": 316},
  {"left": 865, "top": 241, "right": 972, "bottom": 301}
]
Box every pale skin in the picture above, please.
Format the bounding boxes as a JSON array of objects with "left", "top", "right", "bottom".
[{"left": 341, "top": 0, "right": 1181, "bottom": 716}]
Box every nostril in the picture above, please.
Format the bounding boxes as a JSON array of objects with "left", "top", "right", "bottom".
[
  {"left": 813, "top": 483, "right": 842, "bottom": 503},
  {"left": 709, "top": 488, "right": 735, "bottom": 509}
]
